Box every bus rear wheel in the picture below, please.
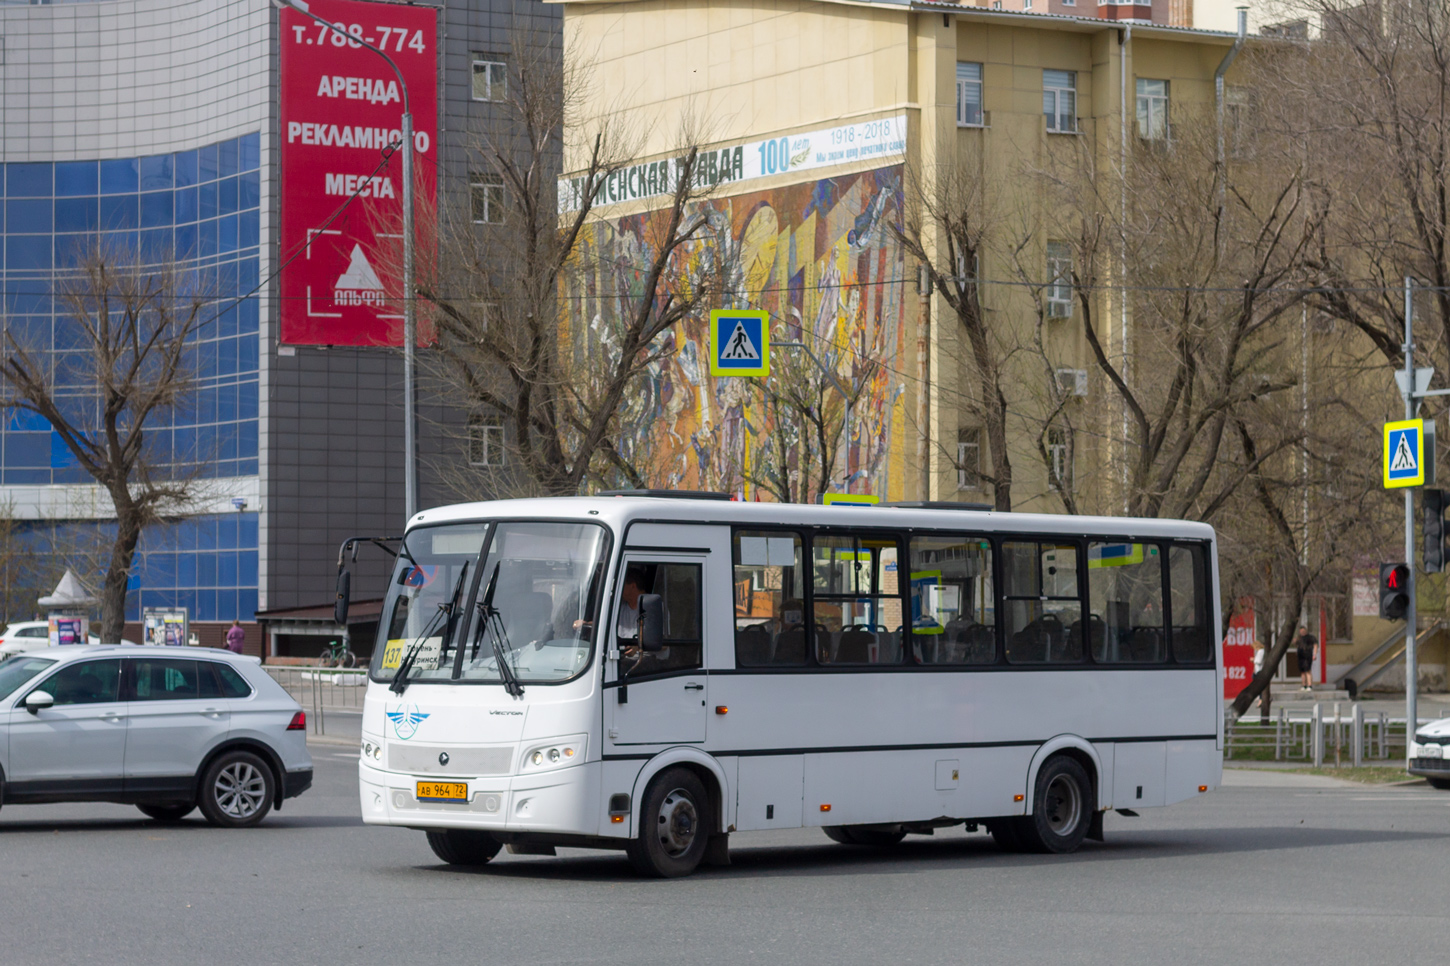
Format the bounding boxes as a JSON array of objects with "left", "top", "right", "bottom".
[
  {"left": 426, "top": 829, "right": 502, "bottom": 866},
  {"left": 1016, "top": 756, "right": 1092, "bottom": 854},
  {"left": 626, "top": 767, "right": 710, "bottom": 878}
]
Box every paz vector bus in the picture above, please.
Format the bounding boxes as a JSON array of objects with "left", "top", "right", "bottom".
[{"left": 350, "top": 492, "right": 1223, "bottom": 877}]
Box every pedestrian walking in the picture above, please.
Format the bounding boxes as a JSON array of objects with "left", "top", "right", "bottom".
[
  {"left": 1295, "top": 625, "right": 1317, "bottom": 691},
  {"left": 225, "top": 619, "right": 246, "bottom": 655}
]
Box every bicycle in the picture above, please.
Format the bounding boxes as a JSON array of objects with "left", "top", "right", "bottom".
[{"left": 315, "top": 639, "right": 357, "bottom": 668}]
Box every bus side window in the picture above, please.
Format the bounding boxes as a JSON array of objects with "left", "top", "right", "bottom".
[
  {"left": 909, "top": 536, "right": 996, "bottom": 664},
  {"left": 811, "top": 533, "right": 904, "bottom": 665},
  {"left": 1168, "top": 543, "right": 1211, "bottom": 663},
  {"left": 1003, "top": 541, "right": 1083, "bottom": 664},
  {"left": 733, "top": 531, "right": 805, "bottom": 667},
  {"left": 1087, "top": 542, "right": 1166, "bottom": 664}
]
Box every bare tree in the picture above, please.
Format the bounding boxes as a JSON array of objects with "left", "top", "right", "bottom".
[
  {"left": 741, "top": 344, "right": 876, "bottom": 504},
  {"left": 418, "top": 37, "right": 724, "bottom": 497},
  {"left": 0, "top": 246, "right": 208, "bottom": 642},
  {"left": 893, "top": 154, "right": 1015, "bottom": 511}
]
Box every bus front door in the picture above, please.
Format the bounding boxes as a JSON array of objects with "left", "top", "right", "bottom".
[{"left": 607, "top": 554, "right": 708, "bottom": 747}]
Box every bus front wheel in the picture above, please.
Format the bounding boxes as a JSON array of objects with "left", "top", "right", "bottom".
[
  {"left": 1016, "top": 755, "right": 1092, "bottom": 854},
  {"left": 626, "top": 767, "right": 710, "bottom": 878},
  {"left": 426, "top": 829, "right": 503, "bottom": 866}
]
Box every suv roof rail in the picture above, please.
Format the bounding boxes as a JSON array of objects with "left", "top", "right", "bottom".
[
  {"left": 597, "top": 489, "right": 734, "bottom": 501},
  {"left": 880, "top": 500, "right": 998, "bottom": 511}
]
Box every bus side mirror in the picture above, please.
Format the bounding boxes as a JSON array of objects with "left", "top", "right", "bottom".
[
  {"left": 334, "top": 570, "right": 351, "bottom": 626},
  {"left": 638, "top": 594, "right": 664, "bottom": 652}
]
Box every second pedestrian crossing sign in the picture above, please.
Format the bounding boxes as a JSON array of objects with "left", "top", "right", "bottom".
[
  {"left": 1384, "top": 418, "right": 1425, "bottom": 488},
  {"left": 709, "top": 309, "right": 770, "bottom": 378}
]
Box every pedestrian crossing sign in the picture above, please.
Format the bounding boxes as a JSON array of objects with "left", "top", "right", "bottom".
[
  {"left": 709, "top": 309, "right": 770, "bottom": 378},
  {"left": 1384, "top": 418, "right": 1425, "bottom": 488}
]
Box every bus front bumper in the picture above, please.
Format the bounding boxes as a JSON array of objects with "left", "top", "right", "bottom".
[{"left": 358, "top": 758, "right": 603, "bottom": 836}]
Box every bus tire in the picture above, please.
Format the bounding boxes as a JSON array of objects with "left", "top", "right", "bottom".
[
  {"left": 822, "top": 825, "right": 854, "bottom": 844},
  {"left": 626, "top": 767, "right": 710, "bottom": 878},
  {"left": 1017, "top": 755, "right": 1091, "bottom": 854},
  {"left": 425, "top": 829, "right": 502, "bottom": 866},
  {"left": 1428, "top": 777, "right": 1450, "bottom": 791}
]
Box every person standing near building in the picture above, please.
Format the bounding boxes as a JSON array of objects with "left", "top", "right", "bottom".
[
  {"left": 225, "top": 620, "right": 246, "bottom": 655},
  {"left": 1295, "top": 625, "right": 1317, "bottom": 692}
]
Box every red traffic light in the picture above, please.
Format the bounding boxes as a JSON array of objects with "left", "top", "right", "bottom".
[{"left": 1379, "top": 563, "right": 1411, "bottom": 620}]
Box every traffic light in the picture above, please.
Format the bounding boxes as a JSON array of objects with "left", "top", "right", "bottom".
[
  {"left": 1426, "top": 489, "right": 1448, "bottom": 573},
  {"left": 1380, "top": 563, "right": 1411, "bottom": 620}
]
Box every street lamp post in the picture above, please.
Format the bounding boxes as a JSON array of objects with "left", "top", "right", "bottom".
[{"left": 273, "top": 0, "right": 418, "bottom": 521}]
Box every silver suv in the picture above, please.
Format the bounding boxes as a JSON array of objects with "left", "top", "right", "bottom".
[{"left": 0, "top": 645, "right": 312, "bottom": 826}]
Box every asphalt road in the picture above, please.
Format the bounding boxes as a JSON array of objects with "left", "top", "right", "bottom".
[{"left": 2, "top": 750, "right": 1448, "bottom": 966}]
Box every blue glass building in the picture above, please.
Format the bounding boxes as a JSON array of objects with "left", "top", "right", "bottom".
[{"left": 1, "top": 134, "right": 262, "bottom": 623}]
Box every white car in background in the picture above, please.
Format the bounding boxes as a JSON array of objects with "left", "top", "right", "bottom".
[
  {"left": 1410, "top": 717, "right": 1450, "bottom": 790},
  {"left": 0, "top": 645, "right": 313, "bottom": 826},
  {"left": 0, "top": 621, "right": 141, "bottom": 659}
]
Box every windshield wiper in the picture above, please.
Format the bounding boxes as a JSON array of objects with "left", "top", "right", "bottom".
[
  {"left": 389, "top": 562, "right": 469, "bottom": 695},
  {"left": 475, "top": 564, "right": 524, "bottom": 697}
]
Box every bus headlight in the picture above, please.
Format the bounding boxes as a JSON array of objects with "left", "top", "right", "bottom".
[{"left": 522, "top": 736, "right": 587, "bottom": 772}]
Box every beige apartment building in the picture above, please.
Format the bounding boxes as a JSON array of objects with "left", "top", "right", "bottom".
[{"left": 555, "top": 0, "right": 1247, "bottom": 514}]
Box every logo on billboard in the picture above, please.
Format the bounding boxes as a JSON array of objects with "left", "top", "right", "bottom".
[{"left": 334, "top": 244, "right": 385, "bottom": 307}]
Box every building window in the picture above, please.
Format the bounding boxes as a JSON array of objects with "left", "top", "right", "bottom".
[
  {"left": 992, "top": 1, "right": 1002, "bottom": 8},
  {"left": 957, "top": 427, "right": 982, "bottom": 490},
  {"left": 1226, "top": 88, "right": 1254, "bottom": 158},
  {"left": 956, "top": 62, "right": 984, "bottom": 127},
  {"left": 1046, "top": 240, "right": 1072, "bottom": 317},
  {"left": 1136, "top": 78, "right": 1170, "bottom": 140},
  {"left": 472, "top": 57, "right": 507, "bottom": 102},
  {"left": 1023, "top": 0, "right": 1033, "bottom": 8},
  {"left": 468, "top": 418, "right": 505, "bottom": 466},
  {"left": 1048, "top": 427, "right": 1073, "bottom": 493},
  {"left": 1043, "top": 70, "right": 1077, "bottom": 133},
  {"left": 470, "top": 173, "right": 505, "bottom": 224}
]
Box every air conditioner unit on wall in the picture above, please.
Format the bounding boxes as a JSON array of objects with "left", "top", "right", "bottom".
[
  {"left": 1047, "top": 299, "right": 1072, "bottom": 319},
  {"left": 1055, "top": 368, "right": 1088, "bottom": 397}
]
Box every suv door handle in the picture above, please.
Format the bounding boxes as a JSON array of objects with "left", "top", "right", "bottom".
[{"left": 683, "top": 683, "right": 704, "bottom": 691}]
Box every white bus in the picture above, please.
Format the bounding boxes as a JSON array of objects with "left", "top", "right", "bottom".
[{"left": 355, "top": 493, "right": 1223, "bottom": 877}]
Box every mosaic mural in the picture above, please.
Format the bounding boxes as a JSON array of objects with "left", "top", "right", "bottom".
[{"left": 566, "top": 164, "right": 911, "bottom": 501}]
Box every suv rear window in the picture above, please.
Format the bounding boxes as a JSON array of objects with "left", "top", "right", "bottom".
[{"left": 211, "top": 662, "right": 254, "bottom": 698}]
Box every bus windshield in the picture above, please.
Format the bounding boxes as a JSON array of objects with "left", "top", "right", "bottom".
[{"left": 371, "top": 521, "right": 609, "bottom": 686}]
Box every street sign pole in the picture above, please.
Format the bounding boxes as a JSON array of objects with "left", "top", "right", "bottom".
[{"left": 1404, "top": 276, "right": 1419, "bottom": 752}]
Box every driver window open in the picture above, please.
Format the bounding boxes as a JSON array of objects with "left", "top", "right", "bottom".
[{"left": 621, "top": 561, "right": 703, "bottom": 676}]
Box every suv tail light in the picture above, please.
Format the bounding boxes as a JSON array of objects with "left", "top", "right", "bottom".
[{"left": 287, "top": 711, "right": 306, "bottom": 731}]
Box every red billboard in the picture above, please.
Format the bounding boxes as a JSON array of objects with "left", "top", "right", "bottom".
[{"left": 279, "top": 0, "right": 437, "bottom": 346}]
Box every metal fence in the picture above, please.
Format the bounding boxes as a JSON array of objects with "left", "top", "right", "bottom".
[
  {"left": 263, "top": 666, "right": 367, "bottom": 737},
  {"left": 1225, "top": 703, "right": 1446, "bottom": 766}
]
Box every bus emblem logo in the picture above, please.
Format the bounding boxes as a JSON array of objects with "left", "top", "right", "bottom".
[
  {"left": 385, "top": 705, "right": 430, "bottom": 740},
  {"left": 438, "top": 752, "right": 450, "bottom": 766}
]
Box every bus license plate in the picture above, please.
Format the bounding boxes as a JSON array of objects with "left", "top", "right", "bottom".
[{"left": 417, "top": 781, "right": 468, "bottom": 801}]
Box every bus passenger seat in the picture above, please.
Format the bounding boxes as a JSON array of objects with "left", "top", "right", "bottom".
[
  {"left": 836, "top": 628, "right": 874, "bottom": 664},
  {"left": 735, "top": 624, "right": 771, "bottom": 666},
  {"left": 774, "top": 628, "right": 807, "bottom": 665}
]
